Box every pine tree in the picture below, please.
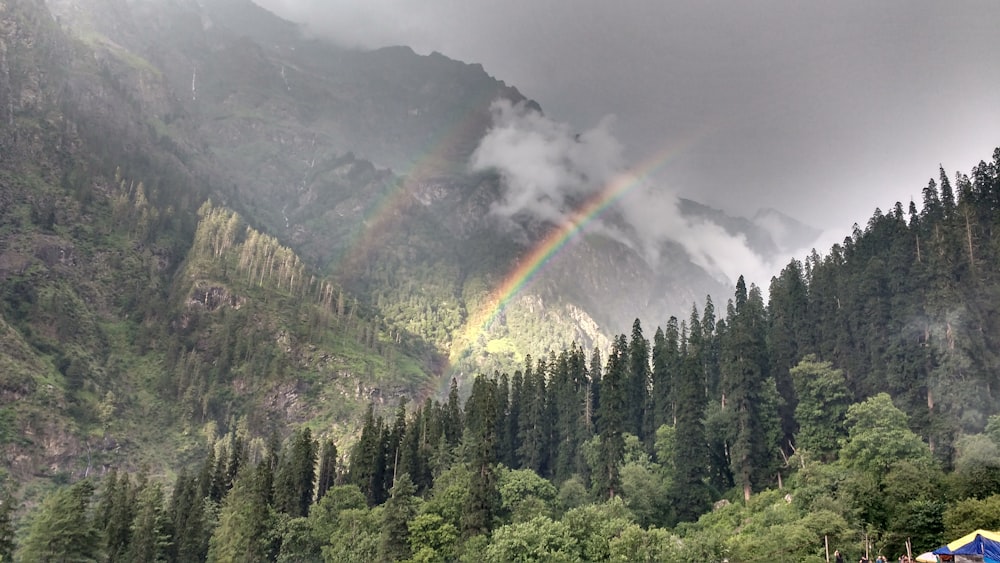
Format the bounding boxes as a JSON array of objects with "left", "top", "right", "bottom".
[
  {"left": 570, "top": 344, "right": 594, "bottom": 478},
  {"left": 507, "top": 370, "right": 524, "bottom": 468},
  {"left": 207, "top": 464, "right": 276, "bottom": 563},
  {"left": 628, "top": 319, "right": 653, "bottom": 444},
  {"left": 595, "top": 335, "right": 628, "bottom": 499},
  {"left": 407, "top": 404, "right": 437, "bottom": 493},
  {"left": 348, "top": 405, "right": 389, "bottom": 506},
  {"left": 316, "top": 439, "right": 338, "bottom": 502},
  {"left": 669, "top": 314, "right": 712, "bottom": 524},
  {"left": 274, "top": 427, "right": 318, "bottom": 517},
  {"left": 589, "top": 347, "right": 603, "bottom": 434},
  {"left": 127, "top": 482, "right": 170, "bottom": 563},
  {"left": 517, "top": 356, "right": 549, "bottom": 475},
  {"left": 722, "top": 277, "right": 775, "bottom": 501},
  {"left": 18, "top": 481, "right": 100, "bottom": 562},
  {"left": 922, "top": 178, "right": 942, "bottom": 222},
  {"left": 444, "top": 378, "right": 464, "bottom": 447},
  {"left": 687, "top": 304, "right": 703, "bottom": 395},
  {"left": 225, "top": 434, "right": 247, "bottom": 495},
  {"left": 537, "top": 356, "right": 556, "bottom": 477},
  {"left": 96, "top": 467, "right": 119, "bottom": 536},
  {"left": 701, "top": 296, "right": 721, "bottom": 400},
  {"left": 198, "top": 447, "right": 219, "bottom": 502},
  {"left": 495, "top": 372, "right": 514, "bottom": 468},
  {"left": 379, "top": 473, "right": 418, "bottom": 562},
  {"left": 384, "top": 399, "right": 408, "bottom": 494},
  {"left": 169, "top": 469, "right": 211, "bottom": 563},
  {"left": 211, "top": 442, "right": 231, "bottom": 502},
  {"left": 767, "top": 259, "right": 809, "bottom": 447},
  {"left": 463, "top": 376, "right": 501, "bottom": 537},
  {"left": 652, "top": 318, "right": 680, "bottom": 430},
  {"left": 104, "top": 471, "right": 136, "bottom": 562},
  {"left": 552, "top": 349, "right": 581, "bottom": 483},
  {"left": 940, "top": 166, "right": 956, "bottom": 216}
]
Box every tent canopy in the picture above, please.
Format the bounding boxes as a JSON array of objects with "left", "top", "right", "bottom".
[{"left": 933, "top": 530, "right": 1000, "bottom": 563}]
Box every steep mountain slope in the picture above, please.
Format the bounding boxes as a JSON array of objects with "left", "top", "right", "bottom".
[
  {"left": 0, "top": 0, "right": 439, "bottom": 486},
  {"left": 54, "top": 0, "right": 799, "bottom": 335},
  {"left": 1, "top": 0, "right": 816, "bottom": 487}
]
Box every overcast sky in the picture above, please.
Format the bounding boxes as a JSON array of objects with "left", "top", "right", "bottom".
[{"left": 254, "top": 0, "right": 1000, "bottom": 234}]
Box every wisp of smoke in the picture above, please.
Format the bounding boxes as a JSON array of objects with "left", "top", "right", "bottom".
[{"left": 469, "top": 99, "right": 796, "bottom": 289}]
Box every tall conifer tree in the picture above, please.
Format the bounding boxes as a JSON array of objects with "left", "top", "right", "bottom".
[
  {"left": 722, "top": 278, "right": 775, "bottom": 501},
  {"left": 589, "top": 347, "right": 603, "bottom": 432},
  {"left": 463, "top": 376, "right": 501, "bottom": 537},
  {"left": 652, "top": 318, "right": 680, "bottom": 430},
  {"left": 768, "top": 259, "right": 809, "bottom": 447},
  {"left": 207, "top": 464, "right": 275, "bottom": 562},
  {"left": 18, "top": 481, "right": 100, "bottom": 563},
  {"left": 552, "top": 349, "right": 581, "bottom": 483},
  {"left": 507, "top": 370, "right": 524, "bottom": 468},
  {"left": 379, "top": 473, "right": 418, "bottom": 562},
  {"left": 669, "top": 311, "right": 711, "bottom": 524},
  {"left": 595, "top": 335, "right": 628, "bottom": 499},
  {"left": 316, "top": 439, "right": 338, "bottom": 502},
  {"left": 628, "top": 319, "right": 651, "bottom": 443},
  {"left": 517, "top": 356, "right": 548, "bottom": 474},
  {"left": 274, "top": 427, "right": 317, "bottom": 518},
  {"left": 127, "top": 482, "right": 170, "bottom": 563},
  {"left": 444, "top": 378, "right": 464, "bottom": 447}
]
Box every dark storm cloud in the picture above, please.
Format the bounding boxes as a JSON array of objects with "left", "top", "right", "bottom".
[{"left": 254, "top": 0, "right": 1000, "bottom": 235}]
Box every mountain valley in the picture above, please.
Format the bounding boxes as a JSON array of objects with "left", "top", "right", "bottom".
[{"left": 3, "top": 1, "right": 999, "bottom": 561}]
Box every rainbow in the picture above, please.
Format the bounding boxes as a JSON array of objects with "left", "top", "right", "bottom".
[
  {"left": 333, "top": 96, "right": 496, "bottom": 272},
  {"left": 328, "top": 95, "right": 715, "bottom": 399},
  {"left": 449, "top": 134, "right": 710, "bottom": 372}
]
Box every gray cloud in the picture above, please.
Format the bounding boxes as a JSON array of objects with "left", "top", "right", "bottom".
[{"left": 254, "top": 0, "right": 1000, "bottom": 237}]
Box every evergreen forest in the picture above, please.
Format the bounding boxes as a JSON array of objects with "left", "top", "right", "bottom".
[
  {"left": 4, "top": 150, "right": 1000, "bottom": 562},
  {"left": 3, "top": 0, "right": 1000, "bottom": 560}
]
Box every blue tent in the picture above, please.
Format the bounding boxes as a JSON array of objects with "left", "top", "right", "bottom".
[{"left": 933, "top": 530, "right": 1000, "bottom": 563}]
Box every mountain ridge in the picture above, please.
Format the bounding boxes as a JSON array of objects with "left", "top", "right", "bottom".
[{"left": 1, "top": 0, "right": 818, "bottom": 487}]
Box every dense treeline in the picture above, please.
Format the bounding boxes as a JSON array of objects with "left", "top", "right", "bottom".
[
  {"left": 6, "top": 357, "right": 1000, "bottom": 561},
  {"left": 5, "top": 88, "right": 1000, "bottom": 560},
  {"left": 783, "top": 155, "right": 1000, "bottom": 462},
  {"left": 5, "top": 0, "right": 997, "bottom": 556}
]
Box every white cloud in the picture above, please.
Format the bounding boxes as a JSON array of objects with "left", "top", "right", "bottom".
[
  {"left": 470, "top": 100, "right": 795, "bottom": 289},
  {"left": 469, "top": 100, "right": 624, "bottom": 225}
]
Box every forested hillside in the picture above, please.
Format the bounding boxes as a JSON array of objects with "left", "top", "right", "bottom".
[
  {"left": 0, "top": 0, "right": 437, "bottom": 501},
  {"left": 6, "top": 151, "right": 1000, "bottom": 561},
  {"left": 3, "top": 0, "right": 1000, "bottom": 560}
]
